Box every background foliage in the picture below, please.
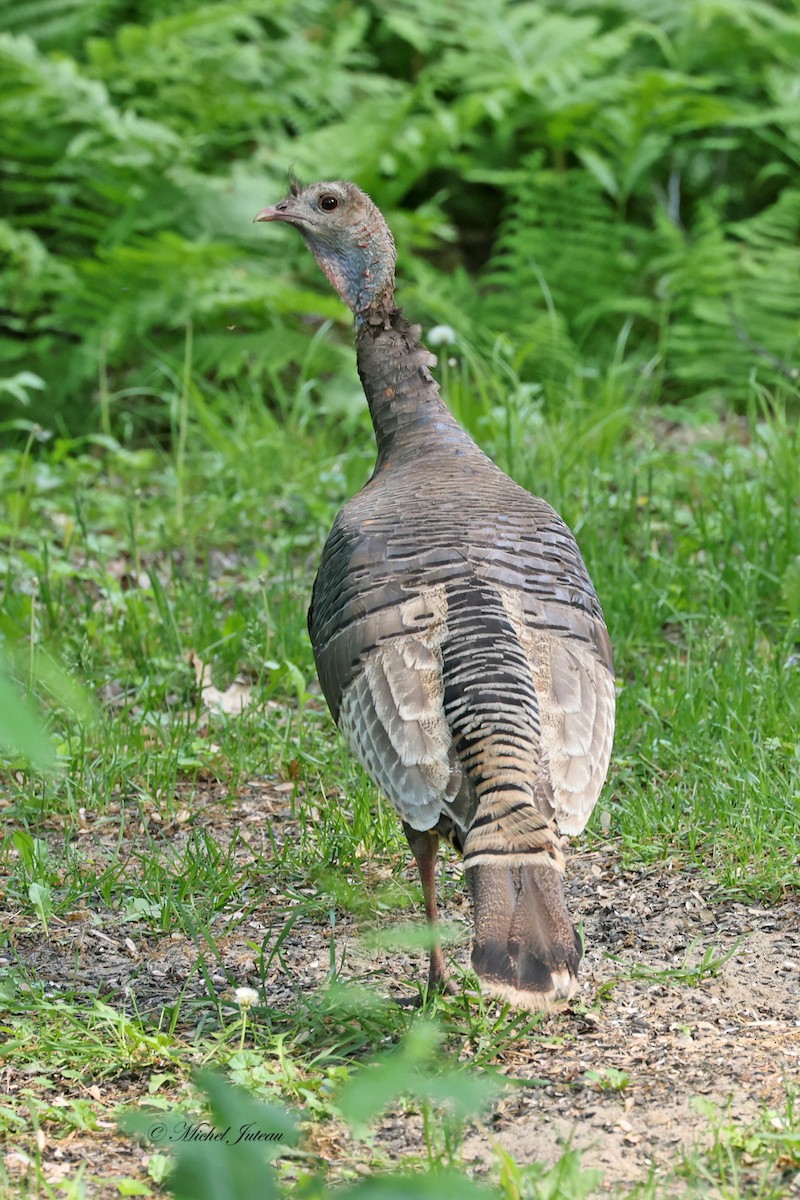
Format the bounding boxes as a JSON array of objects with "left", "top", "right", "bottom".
[
  {"left": 1, "top": 0, "right": 799, "bottom": 434},
  {"left": 1, "top": 5, "right": 799, "bottom": 1196}
]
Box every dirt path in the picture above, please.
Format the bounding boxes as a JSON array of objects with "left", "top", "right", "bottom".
[
  {"left": 3, "top": 789, "right": 799, "bottom": 1194},
  {"left": 462, "top": 846, "right": 800, "bottom": 1189}
]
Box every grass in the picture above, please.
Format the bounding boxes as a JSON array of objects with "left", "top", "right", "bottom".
[{"left": 0, "top": 339, "right": 799, "bottom": 1197}]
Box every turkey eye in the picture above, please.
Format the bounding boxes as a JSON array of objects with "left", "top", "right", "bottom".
[{"left": 319, "top": 194, "right": 338, "bottom": 212}]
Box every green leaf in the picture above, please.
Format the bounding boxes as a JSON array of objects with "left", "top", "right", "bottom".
[
  {"left": 28, "top": 881, "right": 52, "bottom": 927},
  {"left": 781, "top": 557, "right": 800, "bottom": 623},
  {"left": 338, "top": 1175, "right": 499, "bottom": 1199},
  {"left": 0, "top": 668, "right": 54, "bottom": 767},
  {"left": 120, "top": 1070, "right": 298, "bottom": 1200},
  {"left": 576, "top": 149, "right": 619, "bottom": 199},
  {"left": 337, "top": 1021, "right": 503, "bottom": 1135}
]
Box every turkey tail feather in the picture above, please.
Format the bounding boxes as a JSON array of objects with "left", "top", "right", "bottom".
[
  {"left": 467, "top": 859, "right": 581, "bottom": 1009},
  {"left": 464, "top": 792, "right": 580, "bottom": 1010}
]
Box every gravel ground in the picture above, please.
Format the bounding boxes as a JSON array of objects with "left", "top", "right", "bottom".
[{"left": 3, "top": 785, "right": 798, "bottom": 1195}]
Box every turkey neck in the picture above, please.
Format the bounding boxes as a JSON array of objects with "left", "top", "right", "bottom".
[{"left": 355, "top": 307, "right": 476, "bottom": 469}]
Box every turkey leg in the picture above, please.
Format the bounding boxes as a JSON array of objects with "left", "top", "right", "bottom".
[{"left": 403, "top": 823, "right": 455, "bottom": 995}]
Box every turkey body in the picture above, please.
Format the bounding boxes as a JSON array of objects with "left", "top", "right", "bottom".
[
  {"left": 256, "top": 180, "right": 615, "bottom": 1010},
  {"left": 310, "top": 380, "right": 613, "bottom": 846}
]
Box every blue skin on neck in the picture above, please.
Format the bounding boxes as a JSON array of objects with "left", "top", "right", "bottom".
[{"left": 305, "top": 234, "right": 394, "bottom": 324}]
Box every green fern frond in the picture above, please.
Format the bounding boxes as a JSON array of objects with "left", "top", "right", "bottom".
[
  {"left": 0, "top": 34, "right": 184, "bottom": 253},
  {"left": 0, "top": 0, "right": 114, "bottom": 53},
  {"left": 484, "top": 163, "right": 650, "bottom": 346},
  {"left": 652, "top": 194, "right": 800, "bottom": 399}
]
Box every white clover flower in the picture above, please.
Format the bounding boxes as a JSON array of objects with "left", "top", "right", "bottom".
[
  {"left": 234, "top": 987, "right": 259, "bottom": 1010},
  {"left": 427, "top": 324, "right": 457, "bottom": 347}
]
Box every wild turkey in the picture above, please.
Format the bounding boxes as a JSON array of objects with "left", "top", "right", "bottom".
[{"left": 255, "top": 179, "right": 615, "bottom": 1011}]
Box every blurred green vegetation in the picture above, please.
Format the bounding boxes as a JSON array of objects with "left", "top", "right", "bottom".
[{"left": 1, "top": 0, "right": 799, "bottom": 435}]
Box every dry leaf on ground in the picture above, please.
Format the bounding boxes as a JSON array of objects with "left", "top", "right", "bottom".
[{"left": 188, "top": 650, "right": 253, "bottom": 715}]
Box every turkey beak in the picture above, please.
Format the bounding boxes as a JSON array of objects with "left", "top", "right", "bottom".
[{"left": 253, "top": 201, "right": 292, "bottom": 223}]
